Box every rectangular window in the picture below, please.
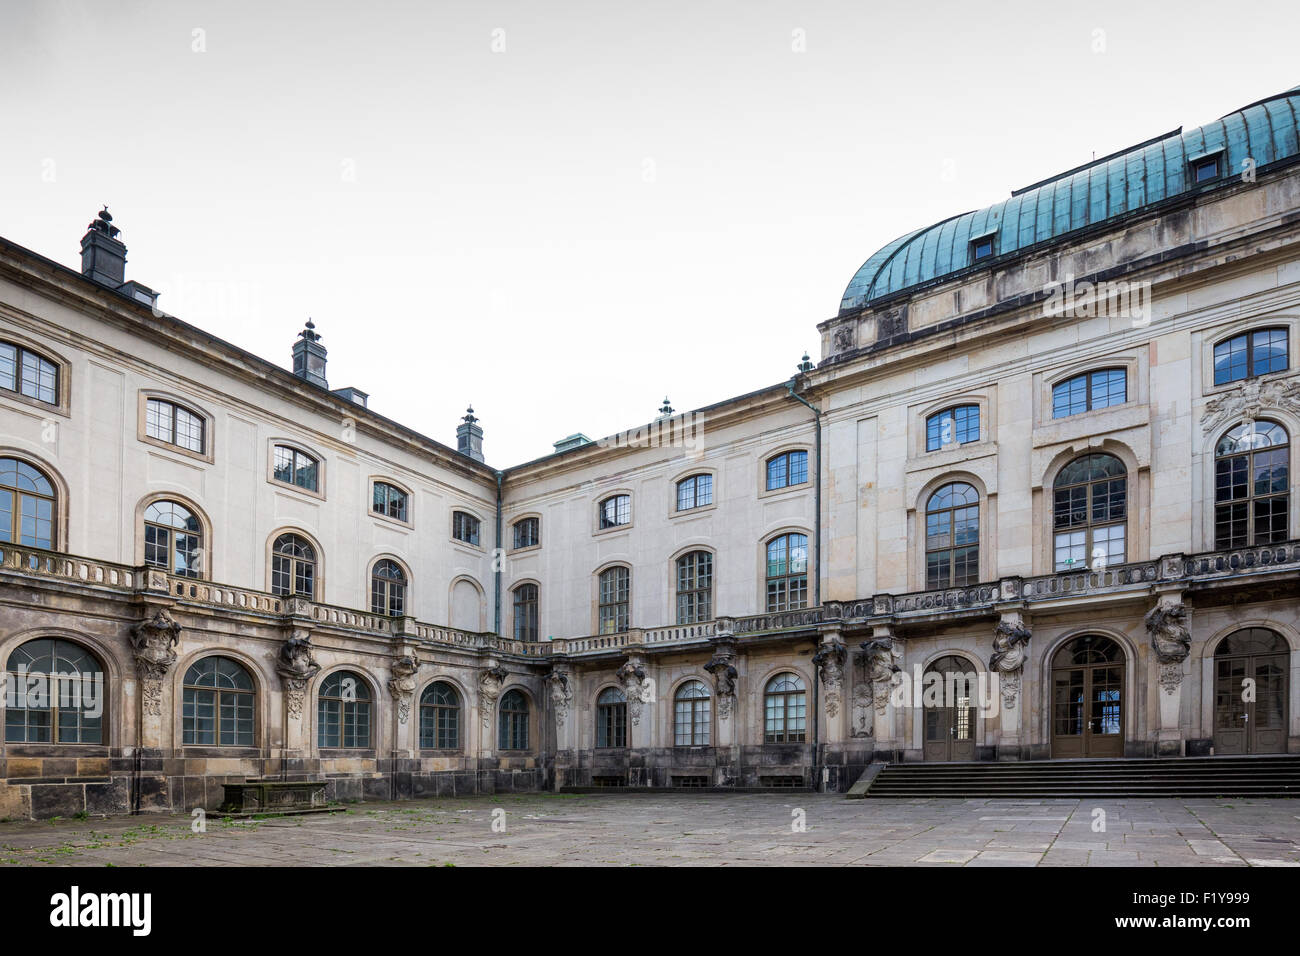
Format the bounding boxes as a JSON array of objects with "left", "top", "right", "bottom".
[
  {"left": 677, "top": 474, "right": 713, "bottom": 511},
  {"left": 599, "top": 495, "right": 630, "bottom": 528},
  {"left": 971, "top": 236, "right": 994, "bottom": 261},
  {"left": 453, "top": 511, "right": 481, "bottom": 545},
  {"left": 273, "top": 446, "right": 318, "bottom": 492},
  {"left": 1051, "top": 369, "right": 1126, "bottom": 419},
  {"left": 766, "top": 451, "right": 808, "bottom": 491},
  {"left": 1192, "top": 156, "right": 1220, "bottom": 183}
]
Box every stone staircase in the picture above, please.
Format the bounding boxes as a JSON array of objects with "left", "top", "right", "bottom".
[{"left": 851, "top": 755, "right": 1300, "bottom": 798}]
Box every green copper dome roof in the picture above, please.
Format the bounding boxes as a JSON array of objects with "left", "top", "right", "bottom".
[{"left": 839, "top": 87, "right": 1300, "bottom": 315}]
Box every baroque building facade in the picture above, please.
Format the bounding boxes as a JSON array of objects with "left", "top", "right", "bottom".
[{"left": 1, "top": 86, "right": 1300, "bottom": 818}]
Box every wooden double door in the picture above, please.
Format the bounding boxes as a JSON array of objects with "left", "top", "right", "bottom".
[
  {"left": 923, "top": 656, "right": 977, "bottom": 761},
  {"left": 1051, "top": 635, "right": 1125, "bottom": 758},
  {"left": 1214, "top": 628, "right": 1289, "bottom": 755}
]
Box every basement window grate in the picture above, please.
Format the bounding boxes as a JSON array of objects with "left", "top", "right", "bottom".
[
  {"left": 591, "top": 776, "right": 626, "bottom": 788},
  {"left": 672, "top": 776, "right": 710, "bottom": 789},
  {"left": 761, "top": 775, "right": 805, "bottom": 789}
]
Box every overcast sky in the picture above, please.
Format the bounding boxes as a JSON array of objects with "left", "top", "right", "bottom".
[{"left": 2, "top": 0, "right": 1296, "bottom": 465}]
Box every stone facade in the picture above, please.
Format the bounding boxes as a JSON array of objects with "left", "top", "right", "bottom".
[{"left": 1, "top": 91, "right": 1300, "bottom": 817}]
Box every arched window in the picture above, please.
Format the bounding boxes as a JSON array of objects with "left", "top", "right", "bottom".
[
  {"left": 271, "top": 533, "right": 317, "bottom": 599},
  {"left": 273, "top": 445, "right": 318, "bottom": 492},
  {"left": 925, "top": 482, "right": 979, "bottom": 588},
  {"left": 513, "top": 583, "right": 538, "bottom": 641},
  {"left": 598, "top": 494, "right": 630, "bottom": 529},
  {"left": 318, "top": 671, "right": 371, "bottom": 748},
  {"left": 512, "top": 516, "right": 540, "bottom": 549},
  {"left": 596, "top": 687, "right": 627, "bottom": 748},
  {"left": 419, "top": 682, "right": 460, "bottom": 750},
  {"left": 0, "top": 341, "right": 59, "bottom": 405},
  {"left": 0, "top": 457, "right": 56, "bottom": 549},
  {"left": 369, "top": 559, "right": 405, "bottom": 616},
  {"left": 146, "top": 397, "right": 206, "bottom": 453},
  {"left": 676, "top": 550, "right": 713, "bottom": 624},
  {"left": 676, "top": 474, "right": 713, "bottom": 511},
  {"left": 183, "top": 657, "right": 254, "bottom": 746},
  {"left": 1214, "top": 327, "right": 1289, "bottom": 386},
  {"left": 498, "top": 689, "right": 528, "bottom": 750},
  {"left": 372, "top": 482, "right": 408, "bottom": 521},
  {"left": 4, "top": 639, "right": 104, "bottom": 743},
  {"left": 926, "top": 405, "right": 980, "bottom": 451},
  {"left": 764, "top": 673, "right": 806, "bottom": 743},
  {"left": 766, "top": 450, "right": 808, "bottom": 491},
  {"left": 765, "top": 533, "right": 808, "bottom": 612},
  {"left": 674, "top": 680, "right": 711, "bottom": 746},
  {"left": 143, "top": 500, "right": 203, "bottom": 578},
  {"left": 598, "top": 566, "right": 630, "bottom": 634},
  {"left": 1215, "top": 421, "right": 1289, "bottom": 548},
  {"left": 1051, "top": 368, "right": 1126, "bottom": 419},
  {"left": 452, "top": 510, "right": 481, "bottom": 545},
  {"left": 1053, "top": 454, "right": 1127, "bottom": 571}
]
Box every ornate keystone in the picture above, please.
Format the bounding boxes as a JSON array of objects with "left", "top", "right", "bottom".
[
  {"left": 276, "top": 631, "right": 321, "bottom": 720},
  {"left": 547, "top": 669, "right": 572, "bottom": 728},
  {"left": 130, "top": 608, "right": 181, "bottom": 717},
  {"left": 1145, "top": 600, "right": 1191, "bottom": 695},
  {"left": 990, "top": 617, "right": 1032, "bottom": 708},
  {"left": 812, "top": 641, "right": 847, "bottom": 717},
  {"left": 388, "top": 655, "right": 420, "bottom": 724}
]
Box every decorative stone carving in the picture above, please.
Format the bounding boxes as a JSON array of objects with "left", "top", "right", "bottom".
[
  {"left": 276, "top": 631, "right": 321, "bottom": 720},
  {"left": 387, "top": 655, "right": 420, "bottom": 724},
  {"left": 832, "top": 324, "right": 856, "bottom": 354},
  {"left": 1200, "top": 377, "right": 1300, "bottom": 433},
  {"left": 989, "top": 618, "right": 1032, "bottom": 708},
  {"left": 1145, "top": 601, "right": 1191, "bottom": 695},
  {"left": 704, "top": 652, "right": 738, "bottom": 719},
  {"left": 617, "top": 658, "right": 650, "bottom": 726},
  {"left": 812, "top": 642, "right": 847, "bottom": 718},
  {"left": 861, "top": 638, "right": 901, "bottom": 715},
  {"left": 479, "top": 664, "right": 508, "bottom": 731},
  {"left": 547, "top": 670, "right": 572, "bottom": 728},
  {"left": 129, "top": 608, "right": 181, "bottom": 717}
]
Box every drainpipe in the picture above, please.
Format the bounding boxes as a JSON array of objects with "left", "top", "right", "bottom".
[
  {"left": 785, "top": 374, "right": 823, "bottom": 789},
  {"left": 494, "top": 470, "right": 504, "bottom": 635}
]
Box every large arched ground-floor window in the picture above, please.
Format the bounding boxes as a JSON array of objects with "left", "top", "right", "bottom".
[
  {"left": 4, "top": 639, "right": 104, "bottom": 743},
  {"left": 1213, "top": 628, "right": 1289, "bottom": 755}
]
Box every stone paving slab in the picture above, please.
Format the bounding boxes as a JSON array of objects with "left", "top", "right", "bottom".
[{"left": 0, "top": 793, "right": 1297, "bottom": 867}]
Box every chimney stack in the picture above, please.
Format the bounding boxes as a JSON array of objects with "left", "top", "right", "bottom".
[
  {"left": 457, "top": 406, "right": 484, "bottom": 462},
  {"left": 81, "top": 207, "right": 126, "bottom": 287},
  {"left": 292, "top": 319, "right": 328, "bottom": 389}
]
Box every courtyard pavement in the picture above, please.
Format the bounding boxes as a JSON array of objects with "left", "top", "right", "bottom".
[{"left": 0, "top": 793, "right": 1298, "bottom": 866}]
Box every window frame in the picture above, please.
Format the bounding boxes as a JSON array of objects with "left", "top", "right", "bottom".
[
  {"left": 925, "top": 404, "right": 981, "bottom": 453},
  {"left": 764, "top": 449, "right": 810, "bottom": 494},
  {"left": 969, "top": 233, "right": 996, "bottom": 263},
  {"left": 182, "top": 655, "right": 256, "bottom": 749},
  {"left": 764, "top": 532, "right": 810, "bottom": 613},
  {"left": 511, "top": 515, "right": 541, "bottom": 551},
  {"left": 419, "top": 681, "right": 462, "bottom": 751},
  {"left": 371, "top": 480, "right": 411, "bottom": 526},
  {"left": 1211, "top": 327, "right": 1290, "bottom": 387},
  {"left": 0, "top": 338, "right": 63, "bottom": 411},
  {"left": 924, "top": 481, "right": 981, "bottom": 589},
  {"left": 138, "top": 392, "right": 213, "bottom": 463},
  {"left": 675, "top": 549, "right": 714, "bottom": 624},
  {"left": 763, "top": 672, "right": 807, "bottom": 744},
  {"left": 316, "top": 670, "right": 373, "bottom": 750},
  {"left": 595, "top": 686, "right": 628, "bottom": 749},
  {"left": 267, "top": 440, "right": 324, "bottom": 499},
  {"left": 369, "top": 557, "right": 407, "bottom": 616},
  {"left": 1050, "top": 368, "right": 1128, "bottom": 420},
  {"left": 268, "top": 530, "right": 321, "bottom": 600},
  {"left": 451, "top": 509, "right": 483, "bottom": 548},
  {"left": 141, "top": 497, "right": 207, "bottom": 580},
  {"left": 1051, "top": 453, "right": 1129, "bottom": 572},
  {"left": 3, "top": 638, "right": 106, "bottom": 745},
  {"left": 1213, "top": 420, "right": 1290, "bottom": 549},
  {"left": 497, "top": 688, "right": 530, "bottom": 751},
  {"left": 596, "top": 493, "right": 632, "bottom": 533},
  {"left": 512, "top": 581, "right": 539, "bottom": 642},
  {"left": 0, "top": 456, "right": 59, "bottom": 551},
  {"left": 673, "top": 679, "right": 711, "bottom": 747},
  {"left": 596, "top": 565, "right": 631, "bottom": 634},
  {"left": 675, "top": 473, "right": 714, "bottom": 512}
]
